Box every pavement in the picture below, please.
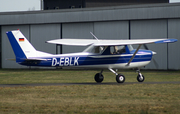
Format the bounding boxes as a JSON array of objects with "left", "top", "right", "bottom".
[{"left": 0, "top": 81, "right": 179, "bottom": 87}]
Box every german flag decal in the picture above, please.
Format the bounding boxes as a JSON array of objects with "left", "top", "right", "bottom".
[{"left": 19, "top": 38, "right": 24, "bottom": 42}]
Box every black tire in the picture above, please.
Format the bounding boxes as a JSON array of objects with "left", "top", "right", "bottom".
[
  {"left": 94, "top": 73, "right": 104, "bottom": 83},
  {"left": 116, "top": 74, "right": 125, "bottom": 83},
  {"left": 137, "top": 74, "right": 145, "bottom": 82}
]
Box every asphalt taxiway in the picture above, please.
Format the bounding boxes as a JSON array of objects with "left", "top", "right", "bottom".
[{"left": 0, "top": 81, "right": 179, "bottom": 87}]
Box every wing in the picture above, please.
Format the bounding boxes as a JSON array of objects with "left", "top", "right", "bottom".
[
  {"left": 46, "top": 39, "right": 98, "bottom": 46},
  {"left": 94, "top": 39, "right": 177, "bottom": 46},
  {"left": 46, "top": 39, "right": 177, "bottom": 46}
]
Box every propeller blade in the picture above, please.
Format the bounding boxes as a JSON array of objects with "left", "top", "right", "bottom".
[
  {"left": 143, "top": 44, "right": 158, "bottom": 68},
  {"left": 143, "top": 44, "right": 149, "bottom": 50},
  {"left": 152, "top": 58, "right": 159, "bottom": 68}
]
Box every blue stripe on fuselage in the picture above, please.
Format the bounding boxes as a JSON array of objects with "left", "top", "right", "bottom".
[{"left": 19, "top": 50, "right": 153, "bottom": 67}]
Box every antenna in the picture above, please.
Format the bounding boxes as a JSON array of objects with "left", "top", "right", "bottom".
[{"left": 90, "top": 32, "right": 99, "bottom": 41}]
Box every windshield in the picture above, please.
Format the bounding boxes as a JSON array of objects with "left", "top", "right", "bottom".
[
  {"left": 128, "top": 45, "right": 134, "bottom": 52},
  {"left": 84, "top": 45, "right": 134, "bottom": 54}
]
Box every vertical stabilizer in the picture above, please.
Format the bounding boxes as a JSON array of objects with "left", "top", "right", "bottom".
[{"left": 6, "top": 30, "right": 37, "bottom": 62}]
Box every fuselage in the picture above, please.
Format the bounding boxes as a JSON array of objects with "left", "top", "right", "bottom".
[{"left": 19, "top": 48, "right": 154, "bottom": 69}]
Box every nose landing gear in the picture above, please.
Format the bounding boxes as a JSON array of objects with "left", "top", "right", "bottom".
[{"left": 137, "top": 70, "right": 145, "bottom": 82}]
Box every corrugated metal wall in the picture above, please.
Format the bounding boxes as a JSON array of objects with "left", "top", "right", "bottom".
[
  {"left": 30, "top": 24, "right": 61, "bottom": 54},
  {"left": 62, "top": 22, "right": 93, "bottom": 53},
  {"left": 168, "top": 19, "right": 180, "bottom": 70},
  {"left": 131, "top": 20, "right": 168, "bottom": 70},
  {"left": 94, "top": 21, "right": 129, "bottom": 39}
]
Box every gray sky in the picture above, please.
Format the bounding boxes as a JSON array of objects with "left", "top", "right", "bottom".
[
  {"left": 0, "top": 0, "right": 41, "bottom": 12},
  {"left": 0, "top": 0, "right": 180, "bottom": 12},
  {"left": 170, "top": 0, "right": 180, "bottom": 2}
]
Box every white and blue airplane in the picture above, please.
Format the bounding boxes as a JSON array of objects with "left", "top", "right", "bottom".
[{"left": 6, "top": 30, "right": 177, "bottom": 83}]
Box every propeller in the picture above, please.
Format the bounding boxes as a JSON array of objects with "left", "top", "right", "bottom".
[
  {"left": 143, "top": 44, "right": 159, "bottom": 68},
  {"left": 143, "top": 44, "right": 149, "bottom": 50},
  {"left": 152, "top": 58, "right": 159, "bottom": 68}
]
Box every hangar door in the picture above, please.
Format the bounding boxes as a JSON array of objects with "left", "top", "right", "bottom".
[{"left": 131, "top": 20, "right": 168, "bottom": 70}]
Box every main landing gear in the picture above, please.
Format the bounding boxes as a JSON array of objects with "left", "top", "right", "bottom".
[
  {"left": 94, "top": 70, "right": 104, "bottom": 83},
  {"left": 94, "top": 69, "right": 145, "bottom": 83}
]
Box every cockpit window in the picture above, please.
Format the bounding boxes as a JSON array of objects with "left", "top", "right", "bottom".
[
  {"left": 110, "top": 46, "right": 126, "bottom": 54},
  {"left": 83, "top": 45, "right": 107, "bottom": 54},
  {"left": 84, "top": 45, "right": 134, "bottom": 54}
]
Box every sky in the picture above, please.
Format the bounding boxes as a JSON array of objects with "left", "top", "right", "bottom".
[
  {"left": 0, "top": 0, "right": 41, "bottom": 12},
  {"left": 170, "top": 0, "right": 180, "bottom": 3},
  {"left": 0, "top": 0, "right": 180, "bottom": 12}
]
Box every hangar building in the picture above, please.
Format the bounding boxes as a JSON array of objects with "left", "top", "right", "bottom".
[
  {"left": 0, "top": 3, "right": 180, "bottom": 70},
  {"left": 43, "top": 0, "right": 169, "bottom": 9}
]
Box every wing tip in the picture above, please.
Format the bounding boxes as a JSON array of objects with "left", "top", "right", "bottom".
[{"left": 155, "top": 39, "right": 177, "bottom": 44}]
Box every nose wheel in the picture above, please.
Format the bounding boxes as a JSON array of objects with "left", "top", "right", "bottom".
[{"left": 137, "top": 70, "right": 145, "bottom": 82}]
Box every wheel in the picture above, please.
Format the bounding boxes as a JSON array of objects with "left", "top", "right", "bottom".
[
  {"left": 137, "top": 74, "right": 145, "bottom": 82},
  {"left": 116, "top": 74, "right": 125, "bottom": 83},
  {"left": 94, "top": 73, "right": 104, "bottom": 83}
]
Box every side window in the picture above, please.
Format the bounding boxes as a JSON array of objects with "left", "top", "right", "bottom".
[
  {"left": 110, "top": 46, "right": 126, "bottom": 54},
  {"left": 94, "top": 46, "right": 99, "bottom": 53},
  {"left": 83, "top": 45, "right": 107, "bottom": 54},
  {"left": 92, "top": 46, "right": 106, "bottom": 54}
]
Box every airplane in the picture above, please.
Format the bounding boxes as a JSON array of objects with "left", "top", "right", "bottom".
[{"left": 6, "top": 30, "right": 177, "bottom": 83}]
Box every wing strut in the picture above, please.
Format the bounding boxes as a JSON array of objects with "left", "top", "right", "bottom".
[{"left": 126, "top": 44, "right": 142, "bottom": 66}]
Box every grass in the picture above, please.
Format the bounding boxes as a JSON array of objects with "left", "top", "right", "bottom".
[
  {"left": 0, "top": 69, "right": 179, "bottom": 114},
  {"left": 0, "top": 69, "right": 180, "bottom": 84}
]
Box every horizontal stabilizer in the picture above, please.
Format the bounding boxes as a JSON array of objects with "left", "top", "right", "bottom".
[
  {"left": 6, "top": 58, "right": 16, "bottom": 61},
  {"left": 25, "top": 58, "right": 51, "bottom": 61}
]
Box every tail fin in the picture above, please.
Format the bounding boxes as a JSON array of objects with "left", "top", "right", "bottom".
[{"left": 6, "top": 30, "right": 37, "bottom": 62}]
